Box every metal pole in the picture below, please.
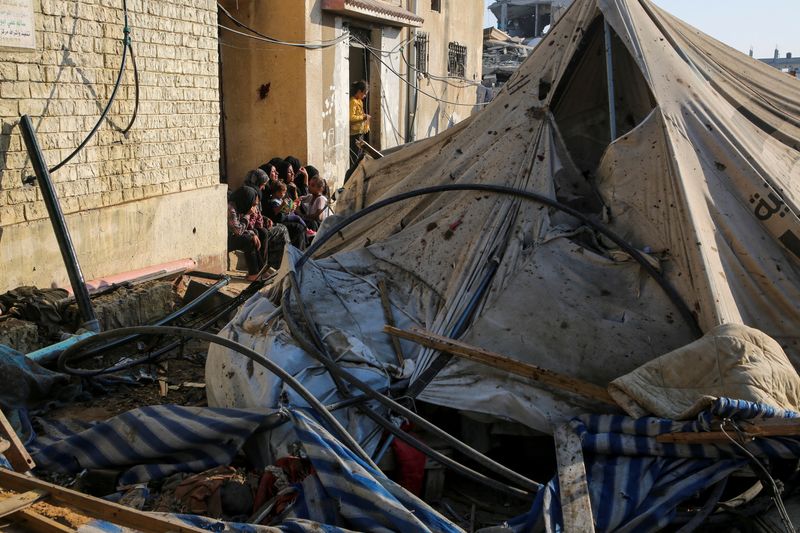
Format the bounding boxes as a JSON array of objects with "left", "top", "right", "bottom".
[
  {"left": 604, "top": 20, "right": 618, "bottom": 140},
  {"left": 19, "top": 115, "right": 100, "bottom": 333}
]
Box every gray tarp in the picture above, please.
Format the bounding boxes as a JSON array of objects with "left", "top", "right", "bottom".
[{"left": 208, "top": 0, "right": 800, "bottom": 435}]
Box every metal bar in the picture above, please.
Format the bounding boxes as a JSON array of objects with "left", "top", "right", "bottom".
[
  {"left": 604, "top": 20, "right": 617, "bottom": 140},
  {"left": 71, "top": 275, "right": 230, "bottom": 360},
  {"left": 26, "top": 332, "right": 96, "bottom": 365},
  {"left": 19, "top": 115, "right": 100, "bottom": 333}
]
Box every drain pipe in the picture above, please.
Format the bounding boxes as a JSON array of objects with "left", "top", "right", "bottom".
[{"left": 19, "top": 115, "right": 100, "bottom": 333}]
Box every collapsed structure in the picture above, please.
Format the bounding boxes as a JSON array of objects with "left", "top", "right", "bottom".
[
  {"left": 1, "top": 0, "right": 800, "bottom": 530},
  {"left": 204, "top": 0, "right": 800, "bottom": 528},
  {"left": 209, "top": 0, "right": 800, "bottom": 433}
]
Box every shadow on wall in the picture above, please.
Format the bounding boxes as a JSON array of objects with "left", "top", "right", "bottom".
[
  {"left": 426, "top": 104, "right": 440, "bottom": 138},
  {"left": 0, "top": 120, "right": 16, "bottom": 190},
  {"left": 3, "top": 1, "right": 133, "bottom": 190}
]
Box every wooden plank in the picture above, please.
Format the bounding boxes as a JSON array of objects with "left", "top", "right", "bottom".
[
  {"left": 554, "top": 423, "right": 595, "bottom": 533},
  {"left": 0, "top": 489, "right": 49, "bottom": 518},
  {"left": 741, "top": 418, "right": 800, "bottom": 437},
  {"left": 10, "top": 509, "right": 76, "bottom": 533},
  {"left": 0, "top": 409, "right": 35, "bottom": 472},
  {"left": 657, "top": 419, "right": 800, "bottom": 444},
  {"left": 0, "top": 469, "right": 207, "bottom": 533},
  {"left": 378, "top": 279, "right": 405, "bottom": 366},
  {"left": 384, "top": 326, "right": 616, "bottom": 405}
]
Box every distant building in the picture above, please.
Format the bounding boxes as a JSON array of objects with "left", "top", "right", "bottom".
[
  {"left": 482, "top": 28, "right": 534, "bottom": 86},
  {"left": 487, "top": 0, "right": 572, "bottom": 43},
  {"left": 759, "top": 49, "right": 800, "bottom": 79}
]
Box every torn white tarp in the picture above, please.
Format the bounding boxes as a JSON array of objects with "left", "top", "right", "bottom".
[
  {"left": 208, "top": 0, "right": 800, "bottom": 437},
  {"left": 609, "top": 323, "right": 800, "bottom": 420}
]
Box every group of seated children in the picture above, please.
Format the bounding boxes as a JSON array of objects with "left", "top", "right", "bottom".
[{"left": 228, "top": 156, "right": 330, "bottom": 281}]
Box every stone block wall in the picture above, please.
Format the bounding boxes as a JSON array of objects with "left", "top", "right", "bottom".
[{"left": 0, "top": 0, "right": 227, "bottom": 291}]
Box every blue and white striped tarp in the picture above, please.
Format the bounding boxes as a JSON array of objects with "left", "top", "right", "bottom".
[
  {"left": 30, "top": 405, "right": 285, "bottom": 487},
  {"left": 76, "top": 515, "right": 358, "bottom": 532},
  {"left": 26, "top": 404, "right": 461, "bottom": 532},
  {"left": 510, "top": 398, "right": 799, "bottom": 532},
  {"left": 284, "top": 409, "right": 463, "bottom": 533}
]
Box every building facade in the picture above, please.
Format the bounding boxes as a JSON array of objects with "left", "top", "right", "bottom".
[
  {"left": 758, "top": 49, "right": 800, "bottom": 79},
  {"left": 488, "top": 0, "right": 572, "bottom": 42},
  {"left": 218, "top": 0, "right": 485, "bottom": 189},
  {"left": 0, "top": 0, "right": 227, "bottom": 293}
]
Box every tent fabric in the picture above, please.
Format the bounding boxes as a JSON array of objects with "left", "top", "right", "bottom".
[
  {"left": 285, "top": 409, "right": 462, "bottom": 533},
  {"left": 609, "top": 323, "right": 800, "bottom": 419},
  {"left": 512, "top": 397, "right": 800, "bottom": 532},
  {"left": 29, "top": 405, "right": 284, "bottom": 487},
  {"left": 98, "top": 408, "right": 456, "bottom": 532},
  {"left": 207, "top": 0, "right": 800, "bottom": 436}
]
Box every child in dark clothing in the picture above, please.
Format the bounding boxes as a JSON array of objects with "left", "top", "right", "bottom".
[
  {"left": 265, "top": 181, "right": 311, "bottom": 249},
  {"left": 275, "top": 160, "right": 299, "bottom": 201},
  {"left": 228, "top": 186, "right": 266, "bottom": 281}
]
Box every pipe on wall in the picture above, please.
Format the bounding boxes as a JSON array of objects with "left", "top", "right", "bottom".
[{"left": 19, "top": 115, "right": 100, "bottom": 333}]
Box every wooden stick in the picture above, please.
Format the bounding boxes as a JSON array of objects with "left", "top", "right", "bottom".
[
  {"left": 657, "top": 418, "right": 800, "bottom": 444},
  {"left": 384, "top": 326, "right": 616, "bottom": 406},
  {"left": 0, "top": 489, "right": 49, "bottom": 518},
  {"left": 10, "top": 509, "right": 76, "bottom": 532},
  {"left": 554, "top": 424, "right": 596, "bottom": 533},
  {"left": 0, "top": 469, "right": 206, "bottom": 533},
  {"left": 378, "top": 279, "right": 405, "bottom": 366},
  {"left": 0, "top": 409, "right": 35, "bottom": 472}
]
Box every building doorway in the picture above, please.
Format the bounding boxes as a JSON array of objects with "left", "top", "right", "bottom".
[{"left": 347, "top": 26, "right": 379, "bottom": 155}]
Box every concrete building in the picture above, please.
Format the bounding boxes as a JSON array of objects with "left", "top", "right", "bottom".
[
  {"left": 0, "top": 0, "right": 226, "bottom": 293},
  {"left": 217, "top": 0, "right": 485, "bottom": 189},
  {"left": 758, "top": 49, "right": 800, "bottom": 79},
  {"left": 488, "top": 0, "right": 572, "bottom": 42}
]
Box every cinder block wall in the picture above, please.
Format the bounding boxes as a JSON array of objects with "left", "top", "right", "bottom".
[{"left": 0, "top": 0, "right": 227, "bottom": 292}]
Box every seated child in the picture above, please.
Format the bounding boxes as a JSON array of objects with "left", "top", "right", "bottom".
[
  {"left": 298, "top": 176, "right": 329, "bottom": 232},
  {"left": 265, "top": 181, "right": 311, "bottom": 248}
]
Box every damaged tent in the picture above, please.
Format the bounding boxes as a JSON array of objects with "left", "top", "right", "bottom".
[{"left": 206, "top": 0, "right": 800, "bottom": 483}]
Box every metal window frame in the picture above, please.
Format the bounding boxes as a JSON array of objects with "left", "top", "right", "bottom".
[
  {"left": 448, "top": 41, "right": 467, "bottom": 78},
  {"left": 415, "top": 31, "right": 429, "bottom": 75}
]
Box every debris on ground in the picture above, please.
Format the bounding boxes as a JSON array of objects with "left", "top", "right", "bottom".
[{"left": 1, "top": 0, "right": 800, "bottom": 531}]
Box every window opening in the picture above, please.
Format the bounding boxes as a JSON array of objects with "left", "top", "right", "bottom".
[{"left": 448, "top": 42, "right": 467, "bottom": 78}]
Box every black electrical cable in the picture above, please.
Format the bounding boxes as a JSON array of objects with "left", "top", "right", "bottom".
[
  {"left": 70, "top": 276, "right": 230, "bottom": 363},
  {"left": 297, "top": 184, "right": 702, "bottom": 337},
  {"left": 57, "top": 325, "right": 378, "bottom": 469},
  {"left": 49, "top": 0, "right": 138, "bottom": 174},
  {"left": 278, "top": 277, "right": 540, "bottom": 496},
  {"left": 60, "top": 271, "right": 274, "bottom": 377},
  {"left": 217, "top": 3, "right": 347, "bottom": 50},
  {"left": 57, "top": 185, "right": 695, "bottom": 498},
  {"left": 121, "top": 41, "right": 139, "bottom": 136}
]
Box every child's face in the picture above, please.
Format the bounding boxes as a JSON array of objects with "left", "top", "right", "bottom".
[
  {"left": 309, "top": 180, "right": 323, "bottom": 194},
  {"left": 274, "top": 188, "right": 286, "bottom": 200}
]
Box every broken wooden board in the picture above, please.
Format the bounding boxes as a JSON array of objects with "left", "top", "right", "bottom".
[
  {"left": 10, "top": 508, "right": 76, "bottom": 532},
  {"left": 657, "top": 418, "right": 800, "bottom": 444},
  {"left": 384, "top": 325, "right": 617, "bottom": 406},
  {"left": 0, "top": 489, "right": 49, "bottom": 518},
  {"left": 0, "top": 469, "right": 207, "bottom": 533},
  {"left": 554, "top": 423, "right": 595, "bottom": 533},
  {"left": 0, "top": 409, "right": 35, "bottom": 472}
]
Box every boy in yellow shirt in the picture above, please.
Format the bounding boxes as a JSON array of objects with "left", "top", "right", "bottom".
[{"left": 349, "top": 80, "right": 371, "bottom": 169}]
